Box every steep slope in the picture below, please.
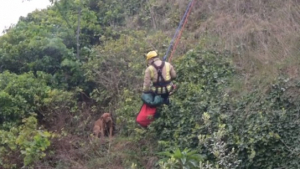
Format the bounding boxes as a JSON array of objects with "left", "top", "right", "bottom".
[{"left": 1, "top": 0, "right": 300, "bottom": 168}]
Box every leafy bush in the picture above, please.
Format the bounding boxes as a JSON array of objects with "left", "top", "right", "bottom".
[
  {"left": 83, "top": 30, "right": 169, "bottom": 110},
  {"left": 150, "top": 47, "right": 300, "bottom": 168},
  {"left": 0, "top": 71, "right": 76, "bottom": 129},
  {"left": 228, "top": 77, "right": 300, "bottom": 169},
  {"left": 0, "top": 116, "right": 53, "bottom": 168},
  {"left": 158, "top": 147, "right": 203, "bottom": 169},
  {"left": 150, "top": 48, "right": 234, "bottom": 149}
]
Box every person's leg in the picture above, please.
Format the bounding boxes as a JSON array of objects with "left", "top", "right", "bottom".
[
  {"left": 154, "top": 107, "right": 161, "bottom": 119},
  {"left": 161, "top": 93, "right": 170, "bottom": 105}
]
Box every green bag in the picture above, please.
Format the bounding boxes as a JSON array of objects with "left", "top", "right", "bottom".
[{"left": 141, "top": 93, "right": 164, "bottom": 106}]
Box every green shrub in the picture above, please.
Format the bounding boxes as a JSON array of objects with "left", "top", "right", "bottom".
[
  {"left": 158, "top": 147, "right": 203, "bottom": 169},
  {"left": 150, "top": 48, "right": 234, "bottom": 150},
  {"left": 83, "top": 30, "right": 169, "bottom": 112},
  {"left": 0, "top": 71, "right": 76, "bottom": 129},
  {"left": 152, "top": 46, "right": 300, "bottom": 168},
  {"left": 0, "top": 116, "right": 53, "bottom": 168}
]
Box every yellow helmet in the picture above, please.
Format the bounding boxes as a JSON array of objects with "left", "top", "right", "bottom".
[{"left": 146, "top": 51, "right": 158, "bottom": 60}]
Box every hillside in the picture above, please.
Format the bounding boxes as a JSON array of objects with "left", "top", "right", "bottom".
[{"left": 1, "top": 0, "right": 300, "bottom": 169}]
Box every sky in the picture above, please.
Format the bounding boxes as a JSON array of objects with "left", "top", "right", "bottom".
[{"left": 0, "top": 0, "right": 51, "bottom": 35}]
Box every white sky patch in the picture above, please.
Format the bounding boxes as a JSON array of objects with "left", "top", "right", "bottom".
[{"left": 0, "top": 0, "right": 51, "bottom": 35}]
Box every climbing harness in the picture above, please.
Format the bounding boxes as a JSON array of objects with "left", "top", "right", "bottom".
[
  {"left": 151, "top": 61, "right": 172, "bottom": 94},
  {"left": 163, "top": 0, "right": 195, "bottom": 62}
]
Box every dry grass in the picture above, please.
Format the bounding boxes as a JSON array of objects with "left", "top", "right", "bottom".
[
  {"left": 149, "top": 1, "right": 300, "bottom": 62},
  {"left": 144, "top": 0, "right": 300, "bottom": 91},
  {"left": 35, "top": 135, "right": 158, "bottom": 169},
  {"left": 116, "top": 0, "right": 300, "bottom": 83},
  {"left": 146, "top": 0, "right": 300, "bottom": 90},
  {"left": 180, "top": 0, "right": 300, "bottom": 90}
]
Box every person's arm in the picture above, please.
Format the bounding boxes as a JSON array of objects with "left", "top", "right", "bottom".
[
  {"left": 143, "top": 68, "right": 151, "bottom": 92},
  {"left": 170, "top": 64, "right": 176, "bottom": 80}
]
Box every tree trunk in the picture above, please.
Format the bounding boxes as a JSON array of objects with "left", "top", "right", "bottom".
[{"left": 76, "top": 3, "right": 81, "bottom": 60}]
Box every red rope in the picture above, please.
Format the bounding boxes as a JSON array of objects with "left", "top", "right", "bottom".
[{"left": 168, "top": 0, "right": 195, "bottom": 62}]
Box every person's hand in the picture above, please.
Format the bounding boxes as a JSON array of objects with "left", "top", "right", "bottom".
[{"left": 169, "top": 84, "right": 177, "bottom": 95}]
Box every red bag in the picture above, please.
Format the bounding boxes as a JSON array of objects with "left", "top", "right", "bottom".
[{"left": 136, "top": 103, "right": 157, "bottom": 127}]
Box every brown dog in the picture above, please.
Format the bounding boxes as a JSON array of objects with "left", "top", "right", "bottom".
[{"left": 93, "top": 113, "right": 113, "bottom": 139}]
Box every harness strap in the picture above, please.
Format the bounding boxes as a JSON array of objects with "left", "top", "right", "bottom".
[{"left": 151, "top": 61, "right": 171, "bottom": 94}]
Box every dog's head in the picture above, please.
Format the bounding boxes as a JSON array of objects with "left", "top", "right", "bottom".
[{"left": 101, "top": 113, "right": 112, "bottom": 123}]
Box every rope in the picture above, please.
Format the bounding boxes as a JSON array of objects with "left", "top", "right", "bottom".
[
  {"left": 168, "top": 0, "right": 195, "bottom": 62},
  {"left": 163, "top": 0, "right": 195, "bottom": 62}
]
